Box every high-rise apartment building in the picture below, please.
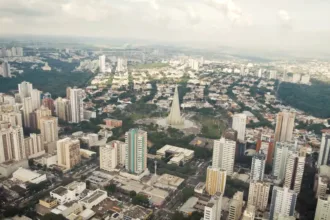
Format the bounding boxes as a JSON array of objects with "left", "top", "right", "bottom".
[
  {"left": 203, "top": 192, "right": 222, "bottom": 220},
  {"left": 1, "top": 61, "right": 11, "bottom": 78},
  {"left": 274, "top": 111, "right": 295, "bottom": 142},
  {"left": 317, "top": 133, "right": 330, "bottom": 167},
  {"left": 66, "top": 87, "right": 71, "bottom": 100},
  {"left": 31, "top": 89, "right": 42, "bottom": 110},
  {"left": 57, "top": 138, "right": 81, "bottom": 170},
  {"left": 116, "top": 57, "right": 128, "bottom": 72},
  {"left": 55, "top": 97, "right": 71, "bottom": 122},
  {"left": 42, "top": 93, "right": 55, "bottom": 115},
  {"left": 107, "top": 140, "right": 126, "bottom": 166},
  {"left": 99, "top": 55, "right": 106, "bottom": 73},
  {"left": 232, "top": 113, "right": 247, "bottom": 141},
  {"left": 315, "top": 195, "right": 330, "bottom": 220},
  {"left": 24, "top": 133, "right": 44, "bottom": 159},
  {"left": 284, "top": 153, "right": 305, "bottom": 193},
  {"left": 100, "top": 144, "right": 118, "bottom": 172},
  {"left": 269, "top": 187, "right": 297, "bottom": 220},
  {"left": 70, "top": 88, "right": 84, "bottom": 123},
  {"left": 248, "top": 181, "right": 270, "bottom": 212},
  {"left": 212, "top": 137, "right": 236, "bottom": 175},
  {"left": 250, "top": 151, "right": 266, "bottom": 181},
  {"left": 228, "top": 191, "right": 244, "bottom": 220},
  {"left": 0, "top": 125, "right": 25, "bottom": 163},
  {"left": 0, "top": 112, "right": 22, "bottom": 127},
  {"left": 40, "top": 116, "right": 58, "bottom": 144},
  {"left": 125, "top": 129, "right": 147, "bottom": 174},
  {"left": 22, "top": 97, "right": 33, "bottom": 128},
  {"left": 272, "top": 142, "right": 296, "bottom": 181},
  {"left": 242, "top": 205, "right": 256, "bottom": 220},
  {"left": 205, "top": 166, "right": 227, "bottom": 195},
  {"left": 36, "top": 105, "right": 52, "bottom": 129},
  {"left": 18, "top": 81, "right": 33, "bottom": 99}
]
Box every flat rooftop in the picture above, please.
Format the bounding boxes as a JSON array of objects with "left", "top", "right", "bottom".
[
  {"left": 51, "top": 186, "right": 68, "bottom": 196},
  {"left": 122, "top": 205, "right": 152, "bottom": 219},
  {"left": 157, "top": 145, "right": 194, "bottom": 157},
  {"left": 81, "top": 190, "right": 107, "bottom": 204}
]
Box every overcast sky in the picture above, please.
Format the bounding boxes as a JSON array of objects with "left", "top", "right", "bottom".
[{"left": 1, "top": 0, "right": 330, "bottom": 53}]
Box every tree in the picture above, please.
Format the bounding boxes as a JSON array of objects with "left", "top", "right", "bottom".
[
  {"left": 42, "top": 213, "right": 67, "bottom": 220},
  {"left": 129, "top": 190, "right": 137, "bottom": 198},
  {"left": 132, "top": 194, "right": 149, "bottom": 207},
  {"left": 106, "top": 183, "right": 117, "bottom": 194},
  {"left": 182, "top": 187, "right": 194, "bottom": 203}
]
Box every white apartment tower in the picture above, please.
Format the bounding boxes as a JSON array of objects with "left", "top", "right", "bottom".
[
  {"left": 248, "top": 181, "right": 270, "bottom": 212},
  {"left": 55, "top": 97, "right": 71, "bottom": 122},
  {"left": 317, "top": 133, "right": 330, "bottom": 167},
  {"left": 274, "top": 111, "right": 295, "bottom": 142},
  {"left": 1, "top": 61, "right": 11, "bottom": 78},
  {"left": 70, "top": 88, "right": 84, "bottom": 123},
  {"left": 228, "top": 191, "right": 244, "bottom": 220},
  {"left": 116, "top": 57, "right": 128, "bottom": 72},
  {"left": 18, "top": 81, "right": 33, "bottom": 99},
  {"left": 272, "top": 142, "right": 296, "bottom": 181},
  {"left": 57, "top": 138, "right": 81, "bottom": 170},
  {"left": 212, "top": 137, "right": 236, "bottom": 175},
  {"left": 99, "top": 55, "right": 106, "bottom": 73},
  {"left": 125, "top": 129, "right": 147, "bottom": 174},
  {"left": 250, "top": 151, "right": 266, "bottom": 181},
  {"left": 31, "top": 89, "right": 42, "bottom": 110},
  {"left": 22, "top": 97, "right": 33, "bottom": 128},
  {"left": 36, "top": 105, "right": 52, "bottom": 129},
  {"left": 24, "top": 133, "right": 44, "bottom": 158},
  {"left": 269, "top": 187, "right": 297, "bottom": 220},
  {"left": 39, "top": 116, "right": 58, "bottom": 144},
  {"left": 284, "top": 153, "right": 305, "bottom": 193},
  {"left": 0, "top": 125, "right": 25, "bottom": 163},
  {"left": 100, "top": 144, "right": 118, "bottom": 172},
  {"left": 315, "top": 195, "right": 330, "bottom": 220},
  {"left": 232, "top": 113, "right": 247, "bottom": 141},
  {"left": 203, "top": 192, "right": 222, "bottom": 220}
]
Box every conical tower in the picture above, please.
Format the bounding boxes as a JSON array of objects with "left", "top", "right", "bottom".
[{"left": 167, "top": 85, "right": 184, "bottom": 126}]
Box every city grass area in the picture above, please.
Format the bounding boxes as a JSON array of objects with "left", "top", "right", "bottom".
[{"left": 193, "top": 115, "right": 225, "bottom": 139}]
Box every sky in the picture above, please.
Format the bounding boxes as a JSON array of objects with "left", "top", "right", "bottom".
[{"left": 0, "top": 0, "right": 330, "bottom": 53}]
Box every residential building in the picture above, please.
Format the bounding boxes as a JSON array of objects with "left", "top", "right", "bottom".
[
  {"left": 55, "top": 97, "right": 71, "bottom": 122},
  {"left": 272, "top": 142, "right": 296, "bottom": 181},
  {"left": 104, "top": 118, "right": 123, "bottom": 127},
  {"left": 318, "top": 133, "right": 330, "bottom": 167},
  {"left": 212, "top": 137, "right": 236, "bottom": 175},
  {"left": 0, "top": 112, "right": 22, "bottom": 127},
  {"left": 42, "top": 93, "right": 55, "bottom": 115},
  {"left": 0, "top": 125, "right": 25, "bottom": 163},
  {"left": 116, "top": 57, "right": 127, "bottom": 72},
  {"left": 203, "top": 192, "right": 222, "bottom": 220},
  {"left": 205, "top": 166, "right": 226, "bottom": 195},
  {"left": 70, "top": 88, "right": 84, "bottom": 123},
  {"left": 228, "top": 191, "right": 243, "bottom": 220},
  {"left": 100, "top": 144, "right": 119, "bottom": 172},
  {"left": 248, "top": 181, "right": 270, "bottom": 212},
  {"left": 24, "top": 133, "right": 44, "bottom": 158},
  {"left": 284, "top": 152, "right": 305, "bottom": 193},
  {"left": 31, "top": 89, "right": 42, "bottom": 110},
  {"left": 22, "top": 97, "right": 33, "bottom": 128},
  {"left": 274, "top": 111, "right": 295, "bottom": 142},
  {"left": 57, "top": 138, "right": 81, "bottom": 170},
  {"left": 125, "top": 128, "right": 147, "bottom": 174},
  {"left": 36, "top": 105, "right": 52, "bottom": 129},
  {"left": 99, "top": 55, "right": 106, "bottom": 73},
  {"left": 18, "top": 81, "right": 33, "bottom": 99},
  {"left": 269, "top": 187, "right": 297, "bottom": 220},
  {"left": 242, "top": 205, "right": 256, "bottom": 220},
  {"left": 232, "top": 113, "right": 247, "bottom": 141},
  {"left": 315, "top": 195, "right": 330, "bottom": 220},
  {"left": 250, "top": 151, "right": 266, "bottom": 181},
  {"left": 40, "top": 116, "right": 58, "bottom": 144},
  {"left": 1, "top": 61, "right": 11, "bottom": 78}
]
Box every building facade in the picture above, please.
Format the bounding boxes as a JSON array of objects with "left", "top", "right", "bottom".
[
  {"left": 205, "top": 166, "right": 227, "bottom": 196},
  {"left": 232, "top": 113, "right": 247, "bottom": 142},
  {"left": 250, "top": 152, "right": 266, "bottom": 181},
  {"left": 212, "top": 137, "right": 236, "bottom": 175},
  {"left": 317, "top": 133, "right": 330, "bottom": 167},
  {"left": 0, "top": 125, "right": 25, "bottom": 163},
  {"left": 274, "top": 111, "right": 295, "bottom": 142},
  {"left": 247, "top": 181, "right": 270, "bottom": 212},
  {"left": 269, "top": 187, "right": 297, "bottom": 220},
  {"left": 125, "top": 129, "right": 147, "bottom": 174},
  {"left": 284, "top": 153, "right": 305, "bottom": 193},
  {"left": 272, "top": 142, "right": 296, "bottom": 181},
  {"left": 70, "top": 88, "right": 84, "bottom": 123},
  {"left": 57, "top": 138, "right": 81, "bottom": 170},
  {"left": 315, "top": 195, "right": 330, "bottom": 220},
  {"left": 40, "top": 116, "right": 58, "bottom": 144}
]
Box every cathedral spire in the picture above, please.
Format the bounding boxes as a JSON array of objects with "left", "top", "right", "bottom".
[{"left": 167, "top": 85, "right": 184, "bottom": 126}]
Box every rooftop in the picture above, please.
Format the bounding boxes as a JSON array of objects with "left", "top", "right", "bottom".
[
  {"left": 122, "top": 205, "right": 153, "bottom": 219},
  {"left": 51, "top": 186, "right": 68, "bottom": 196},
  {"left": 80, "top": 190, "right": 107, "bottom": 204}
]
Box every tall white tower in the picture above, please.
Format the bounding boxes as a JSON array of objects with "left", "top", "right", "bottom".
[
  {"left": 232, "top": 113, "right": 247, "bottom": 142},
  {"left": 212, "top": 137, "right": 236, "bottom": 175},
  {"left": 99, "top": 55, "right": 106, "bottom": 73},
  {"left": 167, "top": 86, "right": 184, "bottom": 126},
  {"left": 250, "top": 151, "right": 266, "bottom": 181},
  {"left": 318, "top": 133, "right": 330, "bottom": 167},
  {"left": 70, "top": 88, "right": 84, "bottom": 123}
]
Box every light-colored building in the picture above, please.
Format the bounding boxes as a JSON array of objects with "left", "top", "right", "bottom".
[
  {"left": 250, "top": 151, "right": 266, "bottom": 181},
  {"left": 99, "top": 55, "right": 106, "bottom": 73},
  {"left": 18, "top": 81, "right": 33, "bottom": 99},
  {"left": 269, "top": 187, "right": 297, "bottom": 220},
  {"left": 12, "top": 167, "right": 47, "bottom": 184},
  {"left": 35, "top": 105, "right": 52, "bottom": 129},
  {"left": 203, "top": 192, "right": 222, "bottom": 220},
  {"left": 167, "top": 85, "right": 184, "bottom": 126},
  {"left": 70, "top": 88, "right": 84, "bottom": 123},
  {"left": 212, "top": 137, "right": 236, "bottom": 175},
  {"left": 242, "top": 205, "right": 256, "bottom": 220},
  {"left": 0, "top": 125, "right": 25, "bottom": 163},
  {"left": 205, "top": 166, "right": 226, "bottom": 196},
  {"left": 232, "top": 113, "right": 247, "bottom": 142},
  {"left": 57, "top": 138, "right": 81, "bottom": 170},
  {"left": 315, "top": 195, "right": 330, "bottom": 220},
  {"left": 24, "top": 133, "right": 44, "bottom": 158},
  {"left": 116, "top": 57, "right": 127, "bottom": 72},
  {"left": 248, "top": 181, "right": 270, "bottom": 212},
  {"left": 31, "top": 89, "right": 42, "bottom": 110},
  {"left": 272, "top": 142, "right": 296, "bottom": 181},
  {"left": 0, "top": 112, "right": 22, "bottom": 127},
  {"left": 228, "top": 191, "right": 243, "bottom": 220},
  {"left": 1, "top": 61, "right": 11, "bottom": 78},
  {"left": 22, "top": 97, "right": 33, "bottom": 128},
  {"left": 104, "top": 118, "right": 123, "bottom": 127},
  {"left": 55, "top": 97, "right": 71, "bottom": 122},
  {"left": 104, "top": 140, "right": 126, "bottom": 167},
  {"left": 317, "top": 133, "right": 330, "bottom": 167},
  {"left": 40, "top": 116, "right": 58, "bottom": 144},
  {"left": 50, "top": 181, "right": 86, "bottom": 204},
  {"left": 284, "top": 152, "right": 305, "bottom": 193},
  {"left": 156, "top": 145, "right": 194, "bottom": 165},
  {"left": 125, "top": 129, "right": 148, "bottom": 174},
  {"left": 79, "top": 189, "right": 107, "bottom": 209},
  {"left": 274, "top": 111, "right": 295, "bottom": 142},
  {"left": 100, "top": 144, "right": 119, "bottom": 172}
]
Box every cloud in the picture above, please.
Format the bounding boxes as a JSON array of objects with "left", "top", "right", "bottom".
[
  {"left": 0, "top": 17, "right": 14, "bottom": 24},
  {"left": 278, "top": 9, "right": 292, "bottom": 29}
]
